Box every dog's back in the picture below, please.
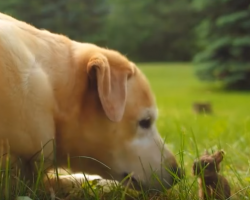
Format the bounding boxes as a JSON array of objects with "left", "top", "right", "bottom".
[{"left": 0, "top": 14, "right": 68, "bottom": 163}]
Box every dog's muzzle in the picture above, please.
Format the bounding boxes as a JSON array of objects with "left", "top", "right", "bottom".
[
  {"left": 122, "top": 166, "right": 185, "bottom": 190},
  {"left": 167, "top": 166, "right": 185, "bottom": 186}
]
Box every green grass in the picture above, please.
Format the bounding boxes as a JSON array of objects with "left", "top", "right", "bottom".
[
  {"left": 139, "top": 62, "right": 250, "bottom": 199},
  {"left": 1, "top": 62, "right": 250, "bottom": 199}
]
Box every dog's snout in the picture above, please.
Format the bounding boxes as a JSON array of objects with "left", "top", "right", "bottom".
[
  {"left": 122, "top": 172, "right": 138, "bottom": 183},
  {"left": 170, "top": 166, "right": 185, "bottom": 184}
]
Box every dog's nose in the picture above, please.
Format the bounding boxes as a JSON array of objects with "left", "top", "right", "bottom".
[
  {"left": 122, "top": 172, "right": 138, "bottom": 183},
  {"left": 169, "top": 166, "right": 185, "bottom": 185}
]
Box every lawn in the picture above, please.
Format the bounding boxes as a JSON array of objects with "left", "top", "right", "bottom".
[
  {"left": 139, "top": 62, "right": 250, "bottom": 199},
  {"left": 3, "top": 63, "right": 250, "bottom": 199}
]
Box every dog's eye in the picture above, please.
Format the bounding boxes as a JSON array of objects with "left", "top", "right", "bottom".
[{"left": 139, "top": 118, "right": 151, "bottom": 129}]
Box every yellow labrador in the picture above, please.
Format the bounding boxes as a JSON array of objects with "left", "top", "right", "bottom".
[{"left": 0, "top": 12, "right": 183, "bottom": 190}]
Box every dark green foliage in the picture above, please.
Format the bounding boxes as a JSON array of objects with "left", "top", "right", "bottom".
[
  {"left": 106, "top": 0, "right": 200, "bottom": 61},
  {"left": 193, "top": 0, "right": 250, "bottom": 89},
  {"left": 0, "top": 0, "right": 109, "bottom": 45},
  {"left": 0, "top": 0, "right": 200, "bottom": 62}
]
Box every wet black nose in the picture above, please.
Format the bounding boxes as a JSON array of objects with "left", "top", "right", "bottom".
[
  {"left": 170, "top": 166, "right": 185, "bottom": 185},
  {"left": 122, "top": 172, "right": 138, "bottom": 183}
]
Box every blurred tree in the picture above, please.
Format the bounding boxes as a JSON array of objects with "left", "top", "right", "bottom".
[
  {"left": 193, "top": 0, "right": 250, "bottom": 89},
  {"left": 0, "top": 0, "right": 201, "bottom": 62},
  {"left": 105, "top": 0, "right": 200, "bottom": 62},
  {"left": 0, "top": 0, "right": 109, "bottom": 45}
]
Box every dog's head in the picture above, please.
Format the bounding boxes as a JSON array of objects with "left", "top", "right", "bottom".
[{"left": 62, "top": 43, "right": 184, "bottom": 190}]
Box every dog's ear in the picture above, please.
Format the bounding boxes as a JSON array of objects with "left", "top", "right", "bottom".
[{"left": 87, "top": 53, "right": 133, "bottom": 122}]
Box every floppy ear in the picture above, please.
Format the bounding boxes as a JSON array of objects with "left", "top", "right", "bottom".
[{"left": 87, "top": 53, "right": 132, "bottom": 122}]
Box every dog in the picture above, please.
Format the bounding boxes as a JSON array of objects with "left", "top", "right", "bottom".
[
  {"left": 193, "top": 150, "right": 231, "bottom": 200},
  {"left": 0, "top": 12, "right": 183, "bottom": 192}
]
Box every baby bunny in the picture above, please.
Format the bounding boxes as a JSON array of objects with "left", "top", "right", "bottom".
[{"left": 193, "top": 150, "right": 231, "bottom": 200}]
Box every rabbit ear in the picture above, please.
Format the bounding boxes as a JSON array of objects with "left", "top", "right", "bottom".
[
  {"left": 213, "top": 150, "right": 225, "bottom": 163},
  {"left": 204, "top": 149, "right": 209, "bottom": 155}
]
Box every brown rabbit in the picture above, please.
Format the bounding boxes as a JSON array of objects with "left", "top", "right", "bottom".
[
  {"left": 193, "top": 102, "right": 212, "bottom": 114},
  {"left": 193, "top": 150, "right": 231, "bottom": 200}
]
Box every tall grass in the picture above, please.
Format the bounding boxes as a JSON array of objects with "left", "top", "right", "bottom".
[{"left": 0, "top": 63, "right": 250, "bottom": 199}]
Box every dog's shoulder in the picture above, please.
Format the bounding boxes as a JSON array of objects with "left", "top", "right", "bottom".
[{"left": 0, "top": 12, "right": 70, "bottom": 51}]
